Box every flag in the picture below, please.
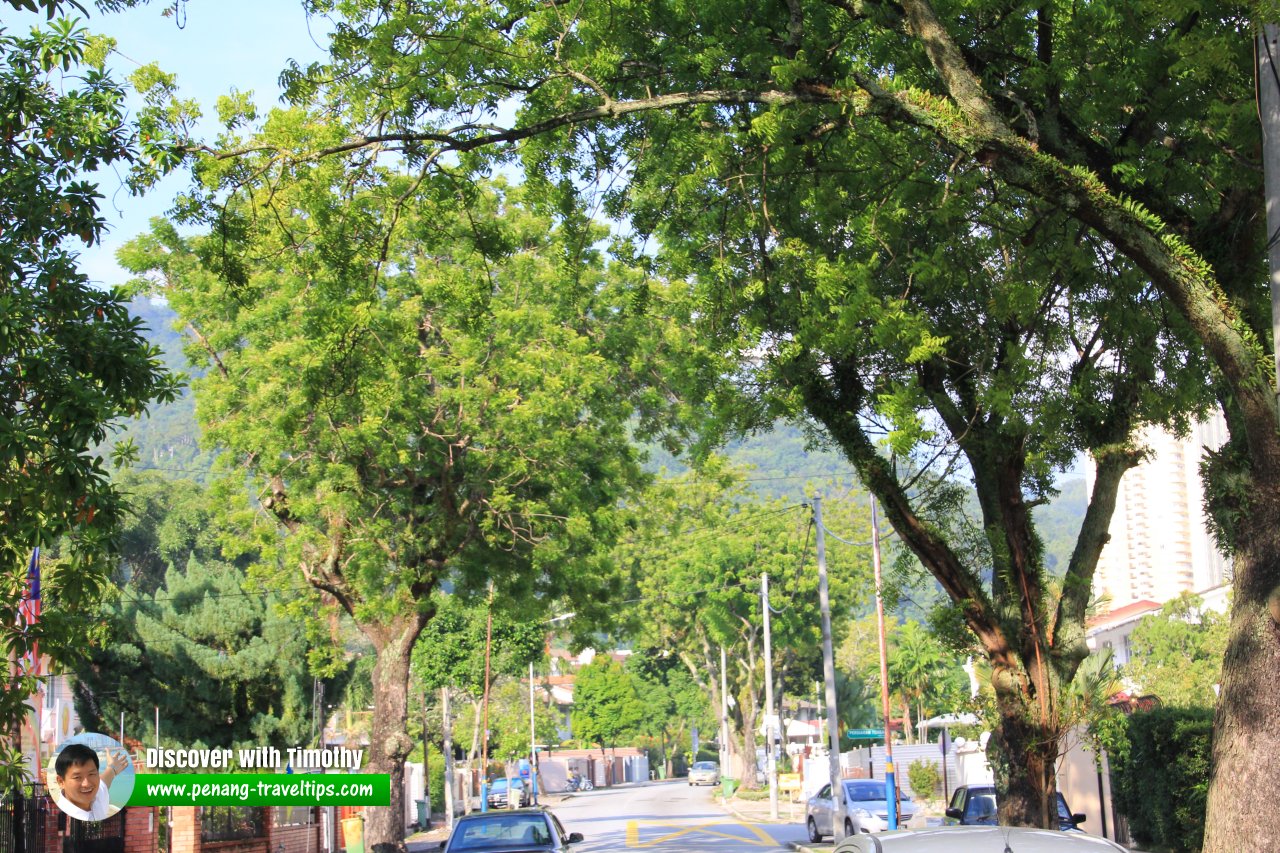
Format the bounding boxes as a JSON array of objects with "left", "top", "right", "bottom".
[{"left": 17, "top": 547, "right": 40, "bottom": 676}]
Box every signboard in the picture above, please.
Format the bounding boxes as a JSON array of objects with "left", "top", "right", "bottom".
[{"left": 845, "top": 728, "right": 883, "bottom": 740}]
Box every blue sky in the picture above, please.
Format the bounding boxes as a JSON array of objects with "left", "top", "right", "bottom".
[{"left": 40, "top": 1, "right": 330, "bottom": 285}]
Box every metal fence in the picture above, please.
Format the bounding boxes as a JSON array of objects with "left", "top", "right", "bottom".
[
  {"left": 199, "top": 807, "right": 264, "bottom": 843},
  {"left": 0, "top": 785, "right": 49, "bottom": 853}
]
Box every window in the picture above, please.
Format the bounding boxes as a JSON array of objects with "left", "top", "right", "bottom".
[
  {"left": 274, "top": 806, "right": 317, "bottom": 827},
  {"left": 201, "top": 807, "right": 265, "bottom": 842}
]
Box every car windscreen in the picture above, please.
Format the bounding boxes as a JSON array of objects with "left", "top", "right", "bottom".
[
  {"left": 692, "top": 762, "right": 717, "bottom": 770},
  {"left": 843, "top": 782, "right": 910, "bottom": 802},
  {"left": 449, "top": 815, "right": 551, "bottom": 850}
]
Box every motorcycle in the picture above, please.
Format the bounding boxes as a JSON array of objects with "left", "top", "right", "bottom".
[{"left": 567, "top": 773, "right": 594, "bottom": 792}]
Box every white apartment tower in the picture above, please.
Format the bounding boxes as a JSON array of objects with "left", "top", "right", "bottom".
[{"left": 1087, "top": 413, "right": 1232, "bottom": 610}]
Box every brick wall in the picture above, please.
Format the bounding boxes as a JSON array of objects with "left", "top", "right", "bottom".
[
  {"left": 170, "top": 807, "right": 199, "bottom": 853},
  {"left": 125, "top": 807, "right": 159, "bottom": 853}
]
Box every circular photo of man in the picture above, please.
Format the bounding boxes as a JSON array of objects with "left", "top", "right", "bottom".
[{"left": 47, "top": 734, "right": 135, "bottom": 822}]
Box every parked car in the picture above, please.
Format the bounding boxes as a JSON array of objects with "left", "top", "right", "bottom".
[
  {"left": 486, "top": 777, "right": 529, "bottom": 809},
  {"left": 806, "top": 779, "right": 915, "bottom": 841},
  {"left": 688, "top": 761, "right": 720, "bottom": 786},
  {"left": 834, "top": 826, "right": 1126, "bottom": 852},
  {"left": 944, "top": 784, "right": 1086, "bottom": 832},
  {"left": 439, "top": 807, "right": 584, "bottom": 852}
]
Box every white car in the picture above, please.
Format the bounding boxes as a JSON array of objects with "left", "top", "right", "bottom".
[
  {"left": 834, "top": 826, "right": 1128, "bottom": 852},
  {"left": 806, "top": 779, "right": 915, "bottom": 841}
]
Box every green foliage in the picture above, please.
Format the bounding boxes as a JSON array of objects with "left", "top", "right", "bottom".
[
  {"left": 72, "top": 553, "right": 327, "bottom": 752},
  {"left": 0, "top": 0, "right": 180, "bottom": 787},
  {"left": 571, "top": 657, "right": 645, "bottom": 752},
  {"left": 907, "top": 759, "right": 941, "bottom": 802},
  {"left": 620, "top": 459, "right": 870, "bottom": 772},
  {"left": 411, "top": 595, "right": 544, "bottom": 696},
  {"left": 481, "top": 677, "right": 559, "bottom": 766},
  {"left": 890, "top": 620, "right": 968, "bottom": 732},
  {"left": 112, "top": 469, "right": 224, "bottom": 593},
  {"left": 1126, "top": 593, "right": 1229, "bottom": 709},
  {"left": 1108, "top": 708, "right": 1214, "bottom": 853},
  {"left": 148, "top": 0, "right": 1273, "bottom": 831},
  {"left": 627, "top": 648, "right": 713, "bottom": 772}
]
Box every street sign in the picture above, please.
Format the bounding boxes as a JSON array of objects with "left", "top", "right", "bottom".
[{"left": 845, "top": 728, "right": 882, "bottom": 740}]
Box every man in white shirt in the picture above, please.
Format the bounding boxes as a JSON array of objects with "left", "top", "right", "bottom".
[{"left": 53, "top": 743, "right": 130, "bottom": 822}]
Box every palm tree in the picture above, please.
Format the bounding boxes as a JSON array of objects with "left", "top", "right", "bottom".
[{"left": 890, "top": 621, "right": 948, "bottom": 742}]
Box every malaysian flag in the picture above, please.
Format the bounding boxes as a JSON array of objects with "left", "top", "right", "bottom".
[{"left": 17, "top": 547, "right": 40, "bottom": 676}]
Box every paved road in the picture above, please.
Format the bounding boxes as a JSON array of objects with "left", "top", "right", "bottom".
[{"left": 549, "top": 780, "right": 807, "bottom": 852}]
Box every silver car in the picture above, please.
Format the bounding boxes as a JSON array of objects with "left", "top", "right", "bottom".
[
  {"left": 688, "top": 761, "right": 720, "bottom": 786},
  {"left": 835, "top": 826, "right": 1127, "bottom": 852},
  {"left": 806, "top": 779, "right": 915, "bottom": 841}
]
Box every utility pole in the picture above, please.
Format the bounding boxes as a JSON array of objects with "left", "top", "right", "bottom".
[
  {"left": 871, "top": 496, "right": 898, "bottom": 829},
  {"left": 480, "top": 585, "right": 494, "bottom": 812},
  {"left": 442, "top": 687, "right": 455, "bottom": 831},
  {"left": 814, "top": 496, "right": 846, "bottom": 838},
  {"left": 1260, "top": 23, "right": 1280, "bottom": 412},
  {"left": 529, "top": 661, "right": 538, "bottom": 804},
  {"left": 720, "top": 646, "right": 730, "bottom": 777},
  {"left": 762, "top": 572, "right": 779, "bottom": 819}
]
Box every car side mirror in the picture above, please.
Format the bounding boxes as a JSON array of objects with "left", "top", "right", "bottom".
[
  {"left": 567, "top": 832, "right": 584, "bottom": 844},
  {"left": 1070, "top": 814, "right": 1086, "bottom": 826},
  {"left": 944, "top": 808, "right": 962, "bottom": 820},
  {"left": 437, "top": 842, "right": 447, "bottom": 850}
]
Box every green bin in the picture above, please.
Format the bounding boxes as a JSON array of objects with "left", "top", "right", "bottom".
[
  {"left": 415, "top": 798, "right": 429, "bottom": 828},
  {"left": 721, "top": 778, "right": 739, "bottom": 799},
  {"left": 342, "top": 816, "right": 365, "bottom": 853}
]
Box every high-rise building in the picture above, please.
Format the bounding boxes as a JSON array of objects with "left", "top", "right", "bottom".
[{"left": 1087, "top": 414, "right": 1232, "bottom": 610}]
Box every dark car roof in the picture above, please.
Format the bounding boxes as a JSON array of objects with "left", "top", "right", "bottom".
[
  {"left": 446, "top": 809, "right": 560, "bottom": 852},
  {"left": 456, "top": 807, "right": 547, "bottom": 820}
]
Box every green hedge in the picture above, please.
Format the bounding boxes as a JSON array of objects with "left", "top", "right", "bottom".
[{"left": 1108, "top": 707, "right": 1213, "bottom": 853}]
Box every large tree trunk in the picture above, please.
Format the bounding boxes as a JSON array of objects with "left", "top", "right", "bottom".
[
  {"left": 1203, "top": 499, "right": 1280, "bottom": 852},
  {"left": 365, "top": 618, "right": 423, "bottom": 853},
  {"left": 988, "top": 667, "right": 1062, "bottom": 830}
]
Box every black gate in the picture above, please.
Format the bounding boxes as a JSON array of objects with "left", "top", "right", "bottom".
[
  {"left": 62, "top": 809, "right": 125, "bottom": 853},
  {"left": 2, "top": 784, "right": 50, "bottom": 853}
]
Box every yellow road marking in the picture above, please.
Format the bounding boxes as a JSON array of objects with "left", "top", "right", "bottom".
[{"left": 623, "top": 820, "right": 778, "bottom": 848}]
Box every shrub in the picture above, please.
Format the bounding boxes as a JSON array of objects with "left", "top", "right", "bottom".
[
  {"left": 907, "top": 759, "right": 942, "bottom": 802},
  {"left": 1108, "top": 707, "right": 1213, "bottom": 853}
]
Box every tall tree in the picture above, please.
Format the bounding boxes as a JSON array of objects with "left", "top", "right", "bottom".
[
  {"left": 890, "top": 620, "right": 966, "bottom": 741},
  {"left": 149, "top": 0, "right": 1276, "bottom": 843},
  {"left": 120, "top": 152, "right": 684, "bottom": 849},
  {"left": 73, "top": 554, "right": 324, "bottom": 750},
  {"left": 0, "top": 0, "right": 179, "bottom": 785},
  {"left": 1126, "top": 593, "right": 1229, "bottom": 709},
  {"left": 627, "top": 648, "right": 714, "bottom": 778},
  {"left": 570, "top": 657, "right": 645, "bottom": 785},
  {"left": 620, "top": 460, "right": 869, "bottom": 787}
]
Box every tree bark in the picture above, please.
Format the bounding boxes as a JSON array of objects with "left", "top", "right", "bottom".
[
  {"left": 364, "top": 616, "right": 427, "bottom": 853},
  {"left": 1203, "top": 494, "right": 1280, "bottom": 853},
  {"left": 988, "top": 679, "right": 1061, "bottom": 831}
]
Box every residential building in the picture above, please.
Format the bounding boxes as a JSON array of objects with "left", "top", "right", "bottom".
[{"left": 1087, "top": 414, "right": 1232, "bottom": 611}]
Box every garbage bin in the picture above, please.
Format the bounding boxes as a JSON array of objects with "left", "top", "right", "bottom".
[
  {"left": 415, "top": 798, "right": 430, "bottom": 829},
  {"left": 341, "top": 816, "right": 365, "bottom": 853},
  {"left": 721, "top": 778, "right": 739, "bottom": 799}
]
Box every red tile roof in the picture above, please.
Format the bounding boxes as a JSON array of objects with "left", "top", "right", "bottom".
[{"left": 1087, "top": 599, "right": 1163, "bottom": 629}]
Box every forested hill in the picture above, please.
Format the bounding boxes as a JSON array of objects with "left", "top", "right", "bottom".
[
  {"left": 113, "top": 299, "right": 1086, "bottom": 569},
  {"left": 106, "top": 298, "right": 211, "bottom": 478}
]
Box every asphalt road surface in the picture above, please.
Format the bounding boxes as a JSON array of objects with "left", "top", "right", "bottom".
[{"left": 548, "top": 780, "right": 808, "bottom": 852}]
